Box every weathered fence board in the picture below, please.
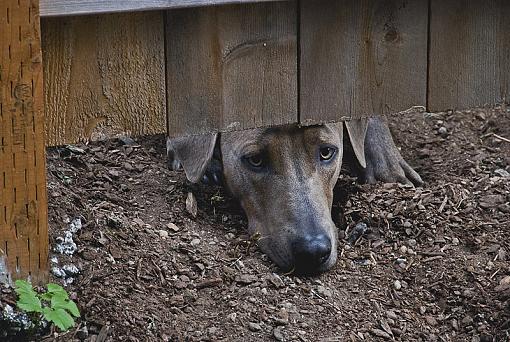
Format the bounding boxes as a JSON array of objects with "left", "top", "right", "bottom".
[
  {"left": 41, "top": 12, "right": 166, "bottom": 146},
  {"left": 428, "top": 0, "right": 510, "bottom": 111},
  {"left": 166, "top": 2, "right": 297, "bottom": 137},
  {"left": 40, "top": 0, "right": 285, "bottom": 17},
  {"left": 0, "top": 0, "right": 48, "bottom": 284},
  {"left": 300, "top": 0, "right": 428, "bottom": 125}
]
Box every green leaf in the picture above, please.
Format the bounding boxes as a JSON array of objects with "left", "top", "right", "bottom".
[
  {"left": 46, "top": 283, "right": 68, "bottom": 299},
  {"left": 39, "top": 293, "right": 53, "bottom": 302},
  {"left": 14, "top": 280, "right": 38, "bottom": 297},
  {"left": 42, "top": 307, "right": 75, "bottom": 331},
  {"left": 17, "top": 293, "right": 42, "bottom": 313},
  {"left": 51, "top": 295, "right": 80, "bottom": 317}
]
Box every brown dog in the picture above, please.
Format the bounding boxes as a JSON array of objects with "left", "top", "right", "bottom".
[{"left": 167, "top": 117, "right": 422, "bottom": 274}]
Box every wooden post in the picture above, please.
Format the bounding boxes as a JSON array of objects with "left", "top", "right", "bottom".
[{"left": 0, "top": 0, "right": 48, "bottom": 284}]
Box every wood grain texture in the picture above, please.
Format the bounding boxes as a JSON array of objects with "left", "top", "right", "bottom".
[
  {"left": 41, "top": 12, "right": 166, "bottom": 146},
  {"left": 166, "top": 1, "right": 297, "bottom": 137},
  {"left": 40, "top": 0, "right": 285, "bottom": 17},
  {"left": 300, "top": 0, "right": 428, "bottom": 124},
  {"left": 428, "top": 0, "right": 510, "bottom": 111},
  {"left": 0, "top": 0, "right": 49, "bottom": 284}
]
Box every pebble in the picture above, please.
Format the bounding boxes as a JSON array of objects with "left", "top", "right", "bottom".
[
  {"left": 191, "top": 238, "right": 201, "bottom": 246},
  {"left": 403, "top": 221, "right": 412, "bottom": 228},
  {"left": 267, "top": 273, "right": 284, "bottom": 288},
  {"left": 248, "top": 322, "right": 262, "bottom": 332},
  {"left": 316, "top": 285, "right": 332, "bottom": 298},
  {"left": 438, "top": 126, "right": 448, "bottom": 136},
  {"left": 394, "top": 280, "right": 402, "bottom": 290},
  {"left": 452, "top": 237, "right": 460, "bottom": 245},
  {"left": 158, "top": 230, "right": 169, "bottom": 239},
  {"left": 275, "top": 308, "right": 289, "bottom": 326},
  {"left": 426, "top": 315, "right": 437, "bottom": 326},
  {"left": 399, "top": 246, "right": 408, "bottom": 254},
  {"left": 419, "top": 306, "right": 427, "bottom": 315},
  {"left": 386, "top": 310, "right": 398, "bottom": 320},
  {"left": 166, "top": 222, "right": 180, "bottom": 232},
  {"left": 273, "top": 327, "right": 284, "bottom": 341},
  {"left": 462, "top": 315, "right": 474, "bottom": 326},
  {"left": 407, "top": 239, "right": 417, "bottom": 247}
]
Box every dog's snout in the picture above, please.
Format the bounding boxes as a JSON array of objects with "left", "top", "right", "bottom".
[{"left": 292, "top": 234, "right": 332, "bottom": 273}]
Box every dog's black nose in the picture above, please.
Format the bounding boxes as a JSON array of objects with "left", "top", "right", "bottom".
[{"left": 292, "top": 234, "right": 331, "bottom": 273}]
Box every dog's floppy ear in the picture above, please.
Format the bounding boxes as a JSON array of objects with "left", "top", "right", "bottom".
[
  {"left": 167, "top": 133, "right": 218, "bottom": 183},
  {"left": 344, "top": 118, "right": 368, "bottom": 168}
]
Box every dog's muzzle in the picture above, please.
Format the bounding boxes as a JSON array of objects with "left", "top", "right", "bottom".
[{"left": 292, "top": 233, "right": 332, "bottom": 274}]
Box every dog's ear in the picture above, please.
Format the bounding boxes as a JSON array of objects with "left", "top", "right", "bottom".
[
  {"left": 344, "top": 119, "right": 368, "bottom": 168},
  {"left": 167, "top": 133, "right": 218, "bottom": 183}
]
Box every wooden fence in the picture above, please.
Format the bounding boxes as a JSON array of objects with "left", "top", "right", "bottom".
[{"left": 1, "top": 0, "right": 509, "bottom": 283}]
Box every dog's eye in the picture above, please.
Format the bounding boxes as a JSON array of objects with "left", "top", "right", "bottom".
[
  {"left": 319, "top": 146, "right": 336, "bottom": 161},
  {"left": 245, "top": 154, "right": 264, "bottom": 168}
]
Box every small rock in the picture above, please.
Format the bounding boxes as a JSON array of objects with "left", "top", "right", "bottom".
[
  {"left": 386, "top": 310, "right": 398, "bottom": 320},
  {"left": 158, "top": 230, "right": 169, "bottom": 239},
  {"left": 403, "top": 221, "right": 412, "bottom": 229},
  {"left": 108, "top": 170, "right": 120, "bottom": 179},
  {"left": 462, "top": 315, "right": 474, "bottom": 326},
  {"left": 394, "top": 280, "right": 402, "bottom": 290},
  {"left": 438, "top": 126, "right": 448, "bottom": 136},
  {"left": 267, "top": 273, "right": 284, "bottom": 288},
  {"left": 452, "top": 237, "right": 460, "bottom": 245},
  {"left": 348, "top": 223, "right": 369, "bottom": 244},
  {"left": 166, "top": 222, "right": 180, "bottom": 232},
  {"left": 169, "top": 295, "right": 184, "bottom": 306},
  {"left": 399, "top": 246, "right": 408, "bottom": 254},
  {"left": 273, "top": 327, "right": 284, "bottom": 341},
  {"left": 123, "top": 162, "right": 134, "bottom": 171},
  {"left": 119, "top": 136, "right": 137, "bottom": 145},
  {"left": 274, "top": 308, "right": 289, "bottom": 326},
  {"left": 316, "top": 285, "right": 332, "bottom": 298},
  {"left": 248, "top": 322, "right": 262, "bottom": 332},
  {"left": 419, "top": 306, "right": 427, "bottom": 315},
  {"left": 425, "top": 315, "right": 437, "bottom": 326},
  {"left": 235, "top": 274, "right": 258, "bottom": 285},
  {"left": 191, "top": 238, "right": 201, "bottom": 246},
  {"left": 495, "top": 275, "right": 510, "bottom": 292},
  {"left": 186, "top": 192, "right": 198, "bottom": 218}
]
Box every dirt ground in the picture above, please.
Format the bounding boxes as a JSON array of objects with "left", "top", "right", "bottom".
[{"left": 2, "top": 107, "right": 510, "bottom": 341}]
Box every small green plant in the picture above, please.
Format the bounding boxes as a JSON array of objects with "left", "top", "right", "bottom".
[{"left": 14, "top": 280, "right": 80, "bottom": 331}]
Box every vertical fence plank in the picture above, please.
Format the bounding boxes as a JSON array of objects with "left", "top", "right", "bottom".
[
  {"left": 41, "top": 12, "right": 166, "bottom": 146},
  {"left": 166, "top": 1, "right": 297, "bottom": 137},
  {"left": 300, "top": 0, "right": 428, "bottom": 124},
  {"left": 428, "top": 0, "right": 510, "bottom": 111},
  {"left": 0, "top": 0, "right": 48, "bottom": 284}
]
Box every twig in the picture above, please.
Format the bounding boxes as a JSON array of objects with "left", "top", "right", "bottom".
[
  {"left": 310, "top": 289, "right": 342, "bottom": 313},
  {"left": 485, "top": 132, "right": 510, "bottom": 143}
]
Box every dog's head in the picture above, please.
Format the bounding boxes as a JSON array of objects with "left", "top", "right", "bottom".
[{"left": 167, "top": 122, "right": 367, "bottom": 274}]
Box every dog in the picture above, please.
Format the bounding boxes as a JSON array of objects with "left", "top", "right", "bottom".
[{"left": 167, "top": 117, "right": 422, "bottom": 274}]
